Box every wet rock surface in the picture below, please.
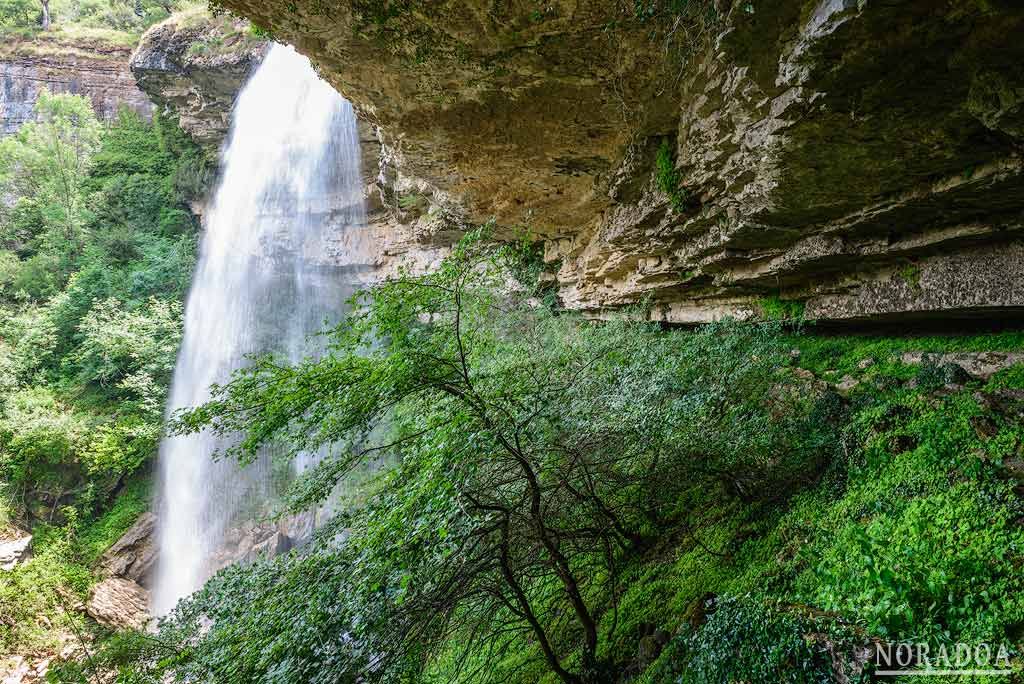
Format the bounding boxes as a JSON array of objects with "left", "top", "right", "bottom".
[{"left": 100, "top": 511, "right": 157, "bottom": 586}]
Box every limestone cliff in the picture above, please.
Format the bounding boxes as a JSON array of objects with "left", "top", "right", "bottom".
[
  {"left": 178, "top": 0, "right": 1024, "bottom": 323},
  {"left": 0, "top": 34, "right": 152, "bottom": 135},
  {"left": 130, "top": 9, "right": 268, "bottom": 152}
]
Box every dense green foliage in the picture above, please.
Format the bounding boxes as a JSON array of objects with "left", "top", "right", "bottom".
[
  {"left": 0, "top": 0, "right": 189, "bottom": 39},
  {"left": 83, "top": 233, "right": 831, "bottom": 683},
  {"left": 68, "top": 228, "right": 1023, "bottom": 683},
  {"left": 0, "top": 92, "right": 206, "bottom": 652}
]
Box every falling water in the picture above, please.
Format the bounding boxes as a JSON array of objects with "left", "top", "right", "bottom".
[{"left": 152, "top": 44, "right": 367, "bottom": 616}]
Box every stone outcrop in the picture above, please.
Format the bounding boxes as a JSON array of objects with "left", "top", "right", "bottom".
[
  {"left": 899, "top": 351, "right": 1024, "bottom": 381},
  {"left": 197, "top": 0, "right": 1024, "bottom": 324},
  {"left": 86, "top": 577, "right": 150, "bottom": 630},
  {"left": 0, "top": 529, "right": 32, "bottom": 571},
  {"left": 0, "top": 35, "right": 153, "bottom": 135},
  {"left": 130, "top": 9, "right": 268, "bottom": 152},
  {"left": 99, "top": 511, "right": 157, "bottom": 586},
  {"left": 77, "top": 512, "right": 159, "bottom": 631}
]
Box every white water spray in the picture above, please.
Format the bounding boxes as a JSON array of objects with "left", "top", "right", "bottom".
[{"left": 152, "top": 44, "right": 367, "bottom": 615}]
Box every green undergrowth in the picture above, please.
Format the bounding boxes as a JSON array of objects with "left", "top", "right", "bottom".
[
  {"left": 0, "top": 0, "right": 201, "bottom": 45},
  {"left": 1, "top": 95, "right": 207, "bottom": 656},
  {"left": 789, "top": 329, "right": 1024, "bottom": 376},
  {"left": 455, "top": 329, "right": 1024, "bottom": 683},
  {"left": 0, "top": 477, "right": 150, "bottom": 653}
]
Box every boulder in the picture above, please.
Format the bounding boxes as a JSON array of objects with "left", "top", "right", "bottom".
[
  {"left": 0, "top": 530, "right": 32, "bottom": 571},
  {"left": 86, "top": 577, "right": 150, "bottom": 630},
  {"left": 100, "top": 512, "right": 157, "bottom": 586}
]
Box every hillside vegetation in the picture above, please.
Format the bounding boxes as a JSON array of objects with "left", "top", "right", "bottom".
[
  {"left": 0, "top": 91, "right": 208, "bottom": 653},
  {"left": 0, "top": 0, "right": 197, "bottom": 45},
  {"left": 46, "top": 230, "right": 1024, "bottom": 683}
]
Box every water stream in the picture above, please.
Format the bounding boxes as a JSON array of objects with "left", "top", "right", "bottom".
[{"left": 152, "top": 43, "right": 367, "bottom": 616}]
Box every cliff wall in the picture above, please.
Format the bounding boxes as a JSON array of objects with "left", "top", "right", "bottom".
[
  {"left": 131, "top": 1, "right": 1024, "bottom": 324},
  {"left": 129, "top": 10, "right": 267, "bottom": 153},
  {"left": 0, "top": 35, "right": 152, "bottom": 135},
  {"left": 185, "top": 0, "right": 1024, "bottom": 324}
]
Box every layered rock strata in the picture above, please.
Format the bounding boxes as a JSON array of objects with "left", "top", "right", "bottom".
[
  {"left": 0, "top": 35, "right": 152, "bottom": 135},
  {"left": 130, "top": 10, "right": 268, "bottom": 152},
  {"left": 190, "top": 0, "right": 1024, "bottom": 323}
]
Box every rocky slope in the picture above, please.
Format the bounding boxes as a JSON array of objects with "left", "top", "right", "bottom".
[
  {"left": 175, "top": 0, "right": 1024, "bottom": 324},
  {"left": 0, "top": 34, "right": 153, "bottom": 135}
]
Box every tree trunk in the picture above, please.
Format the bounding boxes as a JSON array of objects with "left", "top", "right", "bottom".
[{"left": 40, "top": 0, "right": 50, "bottom": 29}]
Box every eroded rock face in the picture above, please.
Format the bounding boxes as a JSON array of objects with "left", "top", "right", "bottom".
[
  {"left": 0, "top": 36, "right": 153, "bottom": 136},
  {"left": 130, "top": 17, "right": 451, "bottom": 279},
  {"left": 87, "top": 577, "right": 150, "bottom": 630},
  {"left": 100, "top": 512, "right": 157, "bottom": 586},
  {"left": 198, "top": 0, "right": 1024, "bottom": 323},
  {"left": 130, "top": 11, "right": 268, "bottom": 152}
]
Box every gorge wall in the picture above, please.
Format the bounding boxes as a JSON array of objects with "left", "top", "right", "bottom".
[
  {"left": 0, "top": 35, "right": 152, "bottom": 135},
  {"left": 135, "top": 1, "right": 1024, "bottom": 324}
]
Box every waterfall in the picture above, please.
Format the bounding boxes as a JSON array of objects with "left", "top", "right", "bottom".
[{"left": 152, "top": 44, "right": 367, "bottom": 616}]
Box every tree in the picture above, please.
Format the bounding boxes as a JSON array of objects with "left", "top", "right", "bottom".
[
  {"left": 151, "top": 230, "right": 835, "bottom": 684},
  {"left": 0, "top": 91, "right": 102, "bottom": 258},
  {"left": 39, "top": 0, "right": 48, "bottom": 28},
  {"left": 0, "top": 0, "right": 38, "bottom": 28}
]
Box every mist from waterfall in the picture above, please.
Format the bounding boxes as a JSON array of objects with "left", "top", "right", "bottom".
[{"left": 152, "top": 43, "right": 367, "bottom": 616}]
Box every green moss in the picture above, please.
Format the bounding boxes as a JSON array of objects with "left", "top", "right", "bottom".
[
  {"left": 77, "top": 476, "right": 150, "bottom": 565},
  {"left": 759, "top": 295, "right": 805, "bottom": 321},
  {"left": 456, "top": 329, "right": 1024, "bottom": 683},
  {"left": 987, "top": 364, "right": 1024, "bottom": 391},
  {"left": 897, "top": 263, "right": 922, "bottom": 291},
  {"left": 788, "top": 330, "right": 1024, "bottom": 376}
]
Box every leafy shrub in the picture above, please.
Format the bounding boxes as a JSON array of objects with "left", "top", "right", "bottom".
[
  {"left": 3, "top": 304, "right": 59, "bottom": 380},
  {"left": 71, "top": 296, "right": 182, "bottom": 395},
  {"left": 648, "top": 596, "right": 846, "bottom": 684},
  {"left": 804, "top": 391, "right": 1024, "bottom": 644},
  {"left": 760, "top": 295, "right": 805, "bottom": 322},
  {"left": 655, "top": 138, "right": 689, "bottom": 212},
  {"left": 0, "top": 387, "right": 91, "bottom": 515}
]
